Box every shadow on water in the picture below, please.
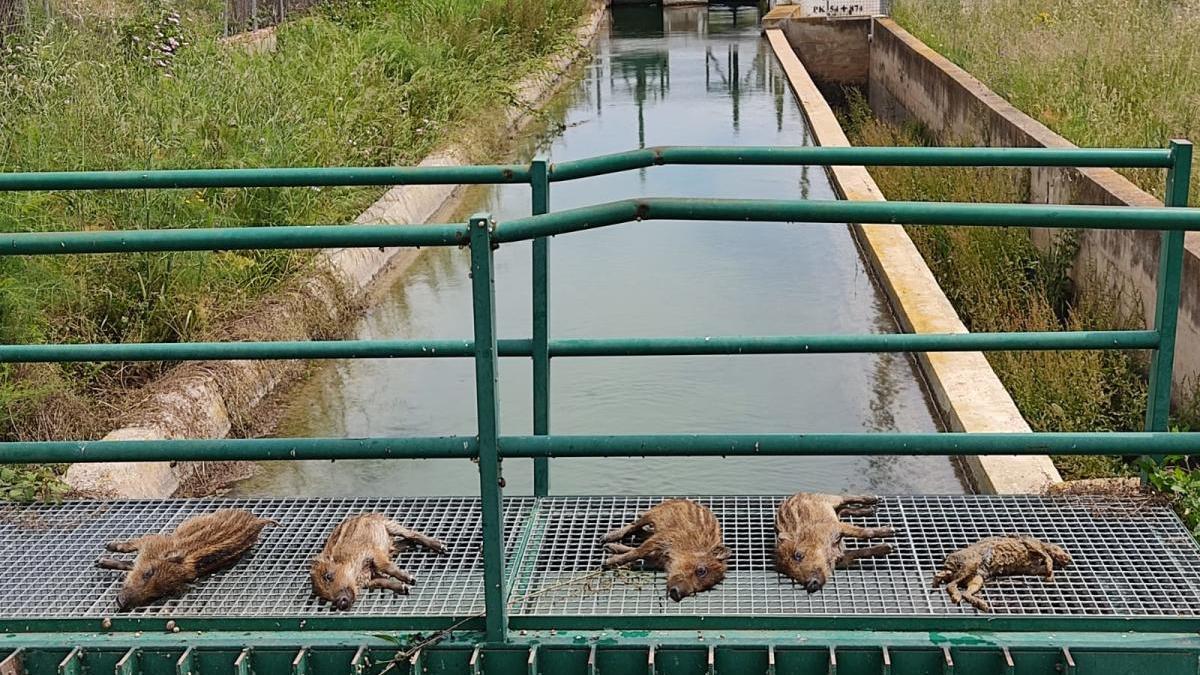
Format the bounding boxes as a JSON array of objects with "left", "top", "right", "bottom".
[{"left": 232, "top": 5, "right": 966, "bottom": 498}]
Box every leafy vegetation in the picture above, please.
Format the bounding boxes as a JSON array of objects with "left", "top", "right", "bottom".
[
  {"left": 1143, "top": 455, "right": 1200, "bottom": 536},
  {"left": 0, "top": 0, "right": 586, "bottom": 497}
]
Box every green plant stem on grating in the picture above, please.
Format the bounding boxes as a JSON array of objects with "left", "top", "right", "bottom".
[{"left": 0, "top": 0, "right": 587, "bottom": 498}]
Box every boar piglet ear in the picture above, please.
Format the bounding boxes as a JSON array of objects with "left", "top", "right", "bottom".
[
  {"left": 165, "top": 550, "right": 186, "bottom": 564},
  {"left": 711, "top": 544, "right": 731, "bottom": 561},
  {"left": 777, "top": 532, "right": 793, "bottom": 542}
]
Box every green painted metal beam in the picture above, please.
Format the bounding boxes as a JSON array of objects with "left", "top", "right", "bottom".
[
  {"left": 0, "top": 164, "right": 530, "bottom": 191},
  {"left": 0, "top": 331, "right": 1159, "bottom": 364},
  {"left": 0, "top": 436, "right": 478, "bottom": 464},
  {"left": 542, "top": 331, "right": 1160, "bottom": 356},
  {"left": 496, "top": 432, "right": 1200, "bottom": 458},
  {"left": 1146, "top": 140, "right": 1193, "bottom": 433},
  {"left": 531, "top": 158, "right": 552, "bottom": 497},
  {"left": 11, "top": 431, "right": 1200, "bottom": 464},
  {"left": 493, "top": 198, "right": 1200, "bottom": 243},
  {"left": 1, "top": 631, "right": 1198, "bottom": 675},
  {"left": 469, "top": 213, "right": 508, "bottom": 642},
  {"left": 547, "top": 146, "right": 1174, "bottom": 181},
  {"left": 0, "top": 223, "right": 467, "bottom": 255}
]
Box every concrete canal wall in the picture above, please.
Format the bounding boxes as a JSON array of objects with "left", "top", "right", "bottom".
[
  {"left": 774, "top": 10, "right": 1200, "bottom": 406},
  {"left": 765, "top": 28, "right": 1061, "bottom": 494}
]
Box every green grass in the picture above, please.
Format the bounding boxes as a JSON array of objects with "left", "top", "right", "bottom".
[
  {"left": 891, "top": 0, "right": 1200, "bottom": 206},
  {"left": 841, "top": 94, "right": 1146, "bottom": 480},
  {"left": 0, "top": 0, "right": 586, "bottom": 493}
]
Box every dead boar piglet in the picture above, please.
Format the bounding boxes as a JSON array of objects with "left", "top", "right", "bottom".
[
  {"left": 312, "top": 513, "right": 447, "bottom": 611},
  {"left": 95, "top": 509, "right": 276, "bottom": 611},
  {"left": 600, "top": 499, "right": 729, "bottom": 602},
  {"left": 932, "top": 536, "right": 1071, "bottom": 612},
  {"left": 775, "top": 493, "right": 896, "bottom": 593}
]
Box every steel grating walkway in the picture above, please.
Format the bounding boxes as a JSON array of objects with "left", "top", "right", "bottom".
[{"left": 0, "top": 495, "right": 1198, "bottom": 624}]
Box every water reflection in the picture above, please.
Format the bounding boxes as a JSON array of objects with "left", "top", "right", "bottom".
[{"left": 232, "top": 5, "right": 962, "bottom": 498}]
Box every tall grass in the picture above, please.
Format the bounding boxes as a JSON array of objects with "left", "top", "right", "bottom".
[
  {"left": 0, "top": 0, "right": 586, "bottom": 445},
  {"left": 891, "top": 0, "right": 1200, "bottom": 205},
  {"left": 842, "top": 96, "right": 1147, "bottom": 479}
]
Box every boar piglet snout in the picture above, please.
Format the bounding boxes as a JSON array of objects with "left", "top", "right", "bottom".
[
  {"left": 96, "top": 509, "right": 275, "bottom": 611},
  {"left": 311, "top": 513, "right": 445, "bottom": 611},
  {"left": 599, "top": 499, "right": 730, "bottom": 602},
  {"left": 775, "top": 493, "right": 896, "bottom": 594},
  {"left": 665, "top": 545, "right": 730, "bottom": 602}
]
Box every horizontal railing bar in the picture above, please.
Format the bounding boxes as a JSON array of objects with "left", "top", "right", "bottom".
[
  {"left": 0, "top": 223, "right": 468, "bottom": 255},
  {"left": 494, "top": 198, "right": 1200, "bottom": 242},
  {"left": 548, "top": 146, "right": 1174, "bottom": 180},
  {"left": 0, "top": 147, "right": 1166, "bottom": 193},
  {"left": 11, "top": 199, "right": 1200, "bottom": 255},
  {"left": 5, "top": 432, "right": 1200, "bottom": 464},
  {"left": 499, "top": 433, "right": 1200, "bottom": 457},
  {"left": 0, "top": 437, "right": 479, "bottom": 464},
  {"left": 546, "top": 331, "right": 1160, "bottom": 355},
  {"left": 0, "top": 331, "right": 1158, "bottom": 363},
  {"left": 0, "top": 165, "right": 531, "bottom": 191},
  {"left": 0, "top": 339, "right": 498, "bottom": 362}
]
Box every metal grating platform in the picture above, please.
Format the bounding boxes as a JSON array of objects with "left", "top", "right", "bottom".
[
  {"left": 507, "top": 495, "right": 1200, "bottom": 618},
  {"left": 0, "top": 495, "right": 1197, "bottom": 624},
  {"left": 0, "top": 498, "right": 533, "bottom": 618}
]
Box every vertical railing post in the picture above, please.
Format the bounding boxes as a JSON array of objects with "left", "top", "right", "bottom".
[
  {"left": 1144, "top": 140, "right": 1192, "bottom": 474},
  {"left": 469, "top": 212, "right": 507, "bottom": 641},
  {"left": 531, "top": 159, "right": 551, "bottom": 497}
]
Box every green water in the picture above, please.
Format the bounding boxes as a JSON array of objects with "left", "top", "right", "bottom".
[{"left": 232, "top": 4, "right": 965, "bottom": 497}]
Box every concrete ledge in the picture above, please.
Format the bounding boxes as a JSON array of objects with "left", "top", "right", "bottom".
[
  {"left": 766, "top": 29, "right": 1061, "bottom": 494},
  {"left": 63, "top": 2, "right": 609, "bottom": 498}
]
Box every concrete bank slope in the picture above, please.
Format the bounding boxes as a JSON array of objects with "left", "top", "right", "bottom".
[
  {"left": 64, "top": 2, "right": 608, "bottom": 499},
  {"left": 765, "top": 29, "right": 1061, "bottom": 494}
]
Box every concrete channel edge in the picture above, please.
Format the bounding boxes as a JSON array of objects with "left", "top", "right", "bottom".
[{"left": 765, "top": 28, "right": 1061, "bottom": 494}]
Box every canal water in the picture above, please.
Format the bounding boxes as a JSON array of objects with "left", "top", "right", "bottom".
[{"left": 233, "top": 5, "right": 965, "bottom": 497}]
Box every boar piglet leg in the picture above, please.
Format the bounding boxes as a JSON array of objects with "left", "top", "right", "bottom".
[
  {"left": 384, "top": 521, "right": 447, "bottom": 554},
  {"left": 838, "top": 522, "right": 896, "bottom": 540},
  {"left": 836, "top": 543, "right": 893, "bottom": 569},
  {"left": 960, "top": 574, "right": 990, "bottom": 611},
  {"left": 105, "top": 535, "right": 153, "bottom": 553},
  {"left": 837, "top": 507, "right": 877, "bottom": 517},
  {"left": 600, "top": 517, "right": 652, "bottom": 544},
  {"left": 96, "top": 557, "right": 134, "bottom": 571},
  {"left": 366, "top": 578, "right": 411, "bottom": 595},
  {"left": 376, "top": 557, "right": 417, "bottom": 585},
  {"left": 602, "top": 542, "right": 654, "bottom": 569}
]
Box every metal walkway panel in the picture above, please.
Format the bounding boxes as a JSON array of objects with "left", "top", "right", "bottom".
[
  {"left": 0, "top": 498, "right": 533, "bottom": 619},
  {"left": 0, "top": 495, "right": 1198, "bottom": 625},
  {"left": 508, "top": 495, "right": 1200, "bottom": 618}
]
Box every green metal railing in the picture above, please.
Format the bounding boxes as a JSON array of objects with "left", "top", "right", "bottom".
[{"left": 0, "top": 142, "right": 1197, "bottom": 641}]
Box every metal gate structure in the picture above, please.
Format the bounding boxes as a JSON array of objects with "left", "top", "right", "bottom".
[{"left": 0, "top": 142, "right": 1199, "bottom": 673}]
